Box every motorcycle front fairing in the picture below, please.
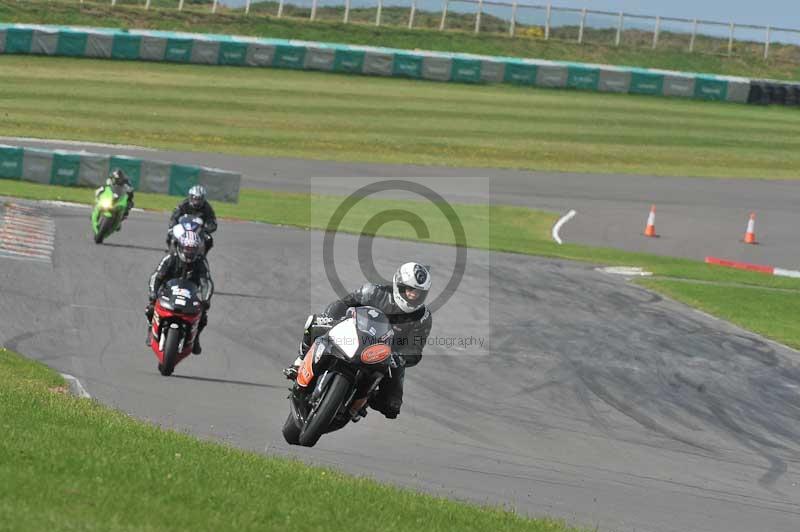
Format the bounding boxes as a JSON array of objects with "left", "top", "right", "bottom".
[
  {"left": 290, "top": 307, "right": 395, "bottom": 432},
  {"left": 150, "top": 280, "right": 203, "bottom": 364}
]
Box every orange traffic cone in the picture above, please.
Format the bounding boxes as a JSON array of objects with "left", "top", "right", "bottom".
[
  {"left": 743, "top": 212, "right": 757, "bottom": 244},
  {"left": 644, "top": 204, "right": 658, "bottom": 237}
]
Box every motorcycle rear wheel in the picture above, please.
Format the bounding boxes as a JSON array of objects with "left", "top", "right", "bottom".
[
  {"left": 299, "top": 373, "right": 350, "bottom": 447},
  {"left": 159, "top": 328, "right": 181, "bottom": 376}
]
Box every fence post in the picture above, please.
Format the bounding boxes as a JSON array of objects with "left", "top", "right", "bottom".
[
  {"left": 578, "top": 8, "right": 586, "bottom": 43},
  {"left": 408, "top": 0, "right": 416, "bottom": 29},
  {"left": 212, "top": 0, "right": 218, "bottom": 14},
  {"left": 728, "top": 23, "right": 735, "bottom": 56},
  {"left": 145, "top": 0, "right": 151, "bottom": 9},
  {"left": 178, "top": 0, "right": 184, "bottom": 11},
  {"left": 509, "top": 0, "right": 517, "bottom": 37},
  {"left": 652, "top": 15, "right": 660, "bottom": 49},
  {"left": 689, "top": 18, "right": 697, "bottom": 52},
  {"left": 475, "top": 0, "right": 483, "bottom": 34},
  {"left": 614, "top": 12, "right": 623, "bottom": 47},
  {"left": 245, "top": 0, "right": 251, "bottom": 14},
  {"left": 111, "top": 0, "right": 116, "bottom": 7},
  {"left": 277, "top": 0, "right": 284, "bottom": 18},
  {"left": 764, "top": 25, "right": 771, "bottom": 60},
  {"left": 376, "top": 0, "right": 382, "bottom": 26},
  {"left": 344, "top": 0, "right": 351, "bottom": 23},
  {"left": 310, "top": 0, "right": 317, "bottom": 21},
  {"left": 439, "top": 0, "right": 448, "bottom": 31},
  {"left": 545, "top": 3, "right": 551, "bottom": 40}
]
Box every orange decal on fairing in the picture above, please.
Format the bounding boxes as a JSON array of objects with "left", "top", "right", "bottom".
[
  {"left": 297, "top": 346, "right": 315, "bottom": 387},
  {"left": 360, "top": 344, "right": 391, "bottom": 365}
]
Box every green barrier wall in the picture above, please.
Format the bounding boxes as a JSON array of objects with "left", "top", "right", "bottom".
[
  {"left": 165, "top": 38, "right": 193, "bottom": 63},
  {"left": 56, "top": 31, "right": 87, "bottom": 57},
  {"left": 0, "top": 146, "right": 23, "bottom": 180},
  {"left": 168, "top": 165, "right": 201, "bottom": 197},
  {"left": 112, "top": 34, "right": 141, "bottom": 60},
  {"left": 451, "top": 58, "right": 482, "bottom": 83},
  {"left": 504, "top": 62, "right": 537, "bottom": 85},
  {"left": 219, "top": 41, "right": 248, "bottom": 66},
  {"left": 50, "top": 152, "right": 81, "bottom": 186},
  {"left": 334, "top": 50, "right": 365, "bottom": 73},
  {"left": 6, "top": 28, "right": 33, "bottom": 54},
  {"left": 392, "top": 54, "right": 423, "bottom": 78},
  {"left": 2, "top": 144, "right": 240, "bottom": 202},
  {"left": 0, "top": 24, "right": 768, "bottom": 105},
  {"left": 567, "top": 66, "right": 600, "bottom": 90},
  {"left": 273, "top": 44, "right": 306, "bottom": 69}
]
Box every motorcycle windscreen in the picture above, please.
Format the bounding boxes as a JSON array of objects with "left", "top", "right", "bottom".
[
  {"left": 160, "top": 279, "right": 203, "bottom": 315},
  {"left": 327, "top": 319, "right": 359, "bottom": 359},
  {"left": 354, "top": 306, "right": 392, "bottom": 341}
]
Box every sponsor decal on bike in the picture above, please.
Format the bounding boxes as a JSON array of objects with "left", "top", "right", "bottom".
[{"left": 360, "top": 344, "right": 392, "bottom": 365}]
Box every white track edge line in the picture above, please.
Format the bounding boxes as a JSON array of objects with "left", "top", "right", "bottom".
[
  {"left": 60, "top": 373, "right": 92, "bottom": 399},
  {"left": 774, "top": 268, "right": 800, "bottom": 278},
  {"left": 0, "top": 136, "right": 156, "bottom": 151},
  {"left": 551, "top": 209, "right": 577, "bottom": 245}
]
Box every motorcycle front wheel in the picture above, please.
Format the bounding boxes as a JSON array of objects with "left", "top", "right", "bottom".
[
  {"left": 94, "top": 216, "right": 112, "bottom": 244},
  {"left": 282, "top": 412, "right": 301, "bottom": 445},
  {"left": 298, "top": 373, "right": 350, "bottom": 447},
  {"left": 158, "top": 328, "right": 181, "bottom": 376}
]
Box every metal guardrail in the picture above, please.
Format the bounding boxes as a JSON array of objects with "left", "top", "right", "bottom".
[{"left": 74, "top": 0, "right": 800, "bottom": 61}]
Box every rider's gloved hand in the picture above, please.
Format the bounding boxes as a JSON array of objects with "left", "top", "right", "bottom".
[
  {"left": 391, "top": 353, "right": 406, "bottom": 369},
  {"left": 145, "top": 303, "right": 155, "bottom": 322}
]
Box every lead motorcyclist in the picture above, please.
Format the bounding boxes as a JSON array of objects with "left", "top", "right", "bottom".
[
  {"left": 285, "top": 262, "right": 433, "bottom": 419},
  {"left": 167, "top": 185, "right": 217, "bottom": 253},
  {"left": 146, "top": 231, "right": 214, "bottom": 355},
  {"left": 95, "top": 168, "right": 134, "bottom": 221}
]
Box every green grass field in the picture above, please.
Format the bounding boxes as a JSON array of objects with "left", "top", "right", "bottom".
[
  {"left": 3, "top": 55, "right": 800, "bottom": 179},
  {"left": 0, "top": 347, "right": 581, "bottom": 532},
  {"left": 2, "top": 0, "right": 799, "bottom": 80},
  {"left": 637, "top": 279, "right": 800, "bottom": 349}
]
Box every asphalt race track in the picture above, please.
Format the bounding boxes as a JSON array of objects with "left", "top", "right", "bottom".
[
  {"left": 6, "top": 137, "right": 800, "bottom": 267},
  {"left": 1, "top": 194, "right": 800, "bottom": 532}
]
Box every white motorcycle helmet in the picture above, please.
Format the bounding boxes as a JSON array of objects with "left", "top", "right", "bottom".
[{"left": 392, "top": 262, "right": 431, "bottom": 313}]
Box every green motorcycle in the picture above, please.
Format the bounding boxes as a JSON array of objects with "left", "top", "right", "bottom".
[{"left": 91, "top": 185, "right": 129, "bottom": 244}]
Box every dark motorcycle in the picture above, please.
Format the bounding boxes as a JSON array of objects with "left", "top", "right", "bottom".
[
  {"left": 148, "top": 279, "right": 203, "bottom": 376},
  {"left": 283, "top": 306, "right": 400, "bottom": 447}
]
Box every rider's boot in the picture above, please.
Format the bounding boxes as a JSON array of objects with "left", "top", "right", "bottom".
[
  {"left": 283, "top": 341, "right": 311, "bottom": 380},
  {"left": 192, "top": 335, "right": 202, "bottom": 355},
  {"left": 192, "top": 312, "right": 207, "bottom": 355}
]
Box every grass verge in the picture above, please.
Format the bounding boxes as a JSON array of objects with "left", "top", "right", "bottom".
[
  {"left": 0, "top": 347, "right": 579, "bottom": 531},
  {"left": 1, "top": 0, "right": 799, "bottom": 81},
  {"left": 2, "top": 56, "right": 800, "bottom": 179},
  {"left": 4, "top": 178, "right": 800, "bottom": 350},
  {"left": 636, "top": 279, "right": 800, "bottom": 349}
]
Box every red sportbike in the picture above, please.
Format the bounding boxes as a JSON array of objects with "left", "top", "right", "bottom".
[{"left": 149, "top": 279, "right": 203, "bottom": 376}]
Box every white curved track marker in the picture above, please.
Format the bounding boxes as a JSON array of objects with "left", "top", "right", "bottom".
[
  {"left": 60, "top": 373, "right": 92, "bottom": 399},
  {"left": 551, "top": 209, "right": 576, "bottom": 245}
]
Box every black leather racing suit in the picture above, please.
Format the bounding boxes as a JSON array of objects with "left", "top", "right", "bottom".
[
  {"left": 147, "top": 254, "right": 214, "bottom": 336},
  {"left": 303, "top": 283, "right": 433, "bottom": 418},
  {"left": 168, "top": 199, "right": 218, "bottom": 252}
]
